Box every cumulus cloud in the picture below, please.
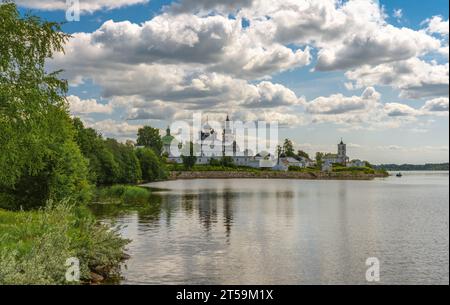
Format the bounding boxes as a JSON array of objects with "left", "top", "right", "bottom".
[
  {"left": 306, "top": 87, "right": 380, "bottom": 115},
  {"left": 384, "top": 98, "right": 449, "bottom": 118},
  {"left": 14, "top": 0, "right": 148, "bottom": 13},
  {"left": 384, "top": 103, "right": 420, "bottom": 117},
  {"left": 37, "top": 0, "right": 448, "bottom": 139},
  {"left": 86, "top": 119, "right": 142, "bottom": 140},
  {"left": 425, "top": 16, "right": 449, "bottom": 37},
  {"left": 67, "top": 95, "right": 113, "bottom": 115},
  {"left": 345, "top": 58, "right": 449, "bottom": 99},
  {"left": 53, "top": 15, "right": 311, "bottom": 80},
  {"left": 421, "top": 97, "right": 449, "bottom": 114},
  {"left": 315, "top": 25, "right": 440, "bottom": 71}
]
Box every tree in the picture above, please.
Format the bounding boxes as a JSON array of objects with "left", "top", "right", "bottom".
[
  {"left": 283, "top": 139, "right": 295, "bottom": 157},
  {"left": 0, "top": 3, "right": 91, "bottom": 209},
  {"left": 181, "top": 142, "right": 197, "bottom": 169},
  {"left": 137, "top": 126, "right": 163, "bottom": 155},
  {"left": 73, "top": 118, "right": 142, "bottom": 185},
  {"left": 276, "top": 145, "right": 283, "bottom": 164},
  {"left": 135, "top": 148, "right": 167, "bottom": 182},
  {"left": 297, "top": 150, "right": 310, "bottom": 160},
  {"left": 220, "top": 156, "right": 235, "bottom": 168},
  {"left": 315, "top": 152, "right": 324, "bottom": 168}
]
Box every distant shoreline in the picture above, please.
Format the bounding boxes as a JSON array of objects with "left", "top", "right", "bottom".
[
  {"left": 375, "top": 163, "right": 449, "bottom": 171},
  {"left": 168, "top": 170, "right": 388, "bottom": 181}
]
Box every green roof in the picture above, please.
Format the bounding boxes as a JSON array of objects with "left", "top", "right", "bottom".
[{"left": 161, "top": 135, "right": 175, "bottom": 145}]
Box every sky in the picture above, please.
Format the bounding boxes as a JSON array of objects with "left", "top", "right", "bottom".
[{"left": 14, "top": 0, "right": 449, "bottom": 164}]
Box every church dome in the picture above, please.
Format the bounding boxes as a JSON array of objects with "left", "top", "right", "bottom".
[{"left": 162, "top": 127, "right": 175, "bottom": 145}]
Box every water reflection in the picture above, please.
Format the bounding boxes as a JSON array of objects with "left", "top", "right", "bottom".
[{"left": 92, "top": 174, "right": 449, "bottom": 285}]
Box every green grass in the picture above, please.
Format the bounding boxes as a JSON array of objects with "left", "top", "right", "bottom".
[
  {"left": 288, "top": 166, "right": 320, "bottom": 173},
  {"left": 0, "top": 201, "right": 128, "bottom": 284},
  {"left": 97, "top": 185, "right": 151, "bottom": 205},
  {"left": 332, "top": 166, "right": 375, "bottom": 174}
]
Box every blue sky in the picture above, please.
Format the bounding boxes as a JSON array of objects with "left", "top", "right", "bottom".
[{"left": 15, "top": 0, "right": 449, "bottom": 163}]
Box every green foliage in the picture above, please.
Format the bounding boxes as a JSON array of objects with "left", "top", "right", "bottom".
[
  {"left": 104, "top": 138, "right": 142, "bottom": 184},
  {"left": 297, "top": 150, "right": 310, "bottom": 160},
  {"left": 135, "top": 148, "right": 167, "bottom": 182},
  {"left": 137, "top": 126, "right": 163, "bottom": 155},
  {"left": 283, "top": 139, "right": 295, "bottom": 157},
  {"left": 288, "top": 166, "right": 318, "bottom": 173},
  {"left": 209, "top": 157, "right": 236, "bottom": 168},
  {"left": 375, "top": 163, "right": 449, "bottom": 171},
  {"left": 98, "top": 185, "right": 151, "bottom": 205},
  {"left": 209, "top": 158, "right": 221, "bottom": 166},
  {"left": 181, "top": 142, "right": 197, "bottom": 169},
  {"left": 332, "top": 165, "right": 375, "bottom": 174},
  {"left": 0, "top": 201, "right": 128, "bottom": 284},
  {"left": 315, "top": 152, "right": 324, "bottom": 167},
  {"left": 73, "top": 118, "right": 142, "bottom": 186},
  {"left": 0, "top": 3, "right": 91, "bottom": 209}
]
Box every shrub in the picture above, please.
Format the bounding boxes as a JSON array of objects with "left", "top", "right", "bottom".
[
  {"left": 98, "top": 185, "right": 151, "bottom": 205},
  {"left": 0, "top": 201, "right": 128, "bottom": 284}
]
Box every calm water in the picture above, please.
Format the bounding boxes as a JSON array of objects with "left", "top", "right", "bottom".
[{"left": 92, "top": 172, "right": 449, "bottom": 285}]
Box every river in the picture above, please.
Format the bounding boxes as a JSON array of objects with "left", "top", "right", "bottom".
[{"left": 91, "top": 171, "right": 449, "bottom": 285}]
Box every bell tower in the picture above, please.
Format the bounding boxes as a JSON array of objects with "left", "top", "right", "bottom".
[{"left": 338, "top": 138, "right": 347, "bottom": 163}]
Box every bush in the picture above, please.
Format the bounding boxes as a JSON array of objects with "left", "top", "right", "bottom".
[
  {"left": 332, "top": 165, "right": 375, "bottom": 174},
  {"left": 0, "top": 140, "right": 93, "bottom": 210},
  {"left": 0, "top": 201, "right": 128, "bottom": 284},
  {"left": 98, "top": 185, "right": 151, "bottom": 205}
]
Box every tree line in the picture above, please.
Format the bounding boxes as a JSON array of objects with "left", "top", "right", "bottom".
[{"left": 0, "top": 3, "right": 165, "bottom": 210}]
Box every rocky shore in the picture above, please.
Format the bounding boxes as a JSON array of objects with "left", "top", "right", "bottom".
[{"left": 169, "top": 170, "right": 389, "bottom": 180}]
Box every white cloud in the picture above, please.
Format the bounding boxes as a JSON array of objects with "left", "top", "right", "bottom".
[
  {"left": 86, "top": 119, "right": 142, "bottom": 140},
  {"left": 425, "top": 16, "right": 449, "bottom": 37},
  {"left": 67, "top": 95, "right": 113, "bottom": 115},
  {"left": 55, "top": 15, "right": 311, "bottom": 80},
  {"left": 14, "top": 0, "right": 149, "bottom": 13},
  {"left": 393, "top": 9, "right": 403, "bottom": 19},
  {"left": 421, "top": 97, "right": 449, "bottom": 114},
  {"left": 384, "top": 103, "right": 420, "bottom": 117},
  {"left": 345, "top": 58, "right": 449, "bottom": 99},
  {"left": 39, "top": 0, "right": 448, "bottom": 140},
  {"left": 315, "top": 25, "right": 440, "bottom": 71},
  {"left": 306, "top": 87, "right": 380, "bottom": 115}
]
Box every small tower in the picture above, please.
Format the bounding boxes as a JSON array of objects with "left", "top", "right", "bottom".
[
  {"left": 337, "top": 138, "right": 347, "bottom": 164},
  {"left": 222, "top": 114, "right": 234, "bottom": 157}
]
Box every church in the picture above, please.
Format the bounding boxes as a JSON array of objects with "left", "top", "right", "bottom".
[{"left": 162, "top": 115, "right": 266, "bottom": 168}]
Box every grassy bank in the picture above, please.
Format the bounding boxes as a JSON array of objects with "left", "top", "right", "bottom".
[
  {"left": 96, "top": 185, "right": 152, "bottom": 205},
  {"left": 169, "top": 169, "right": 389, "bottom": 180},
  {"left": 167, "top": 164, "right": 388, "bottom": 180},
  {"left": 0, "top": 201, "right": 129, "bottom": 285}
]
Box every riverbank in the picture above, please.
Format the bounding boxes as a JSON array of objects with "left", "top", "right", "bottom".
[
  {"left": 168, "top": 170, "right": 389, "bottom": 180},
  {"left": 0, "top": 201, "right": 129, "bottom": 285}
]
